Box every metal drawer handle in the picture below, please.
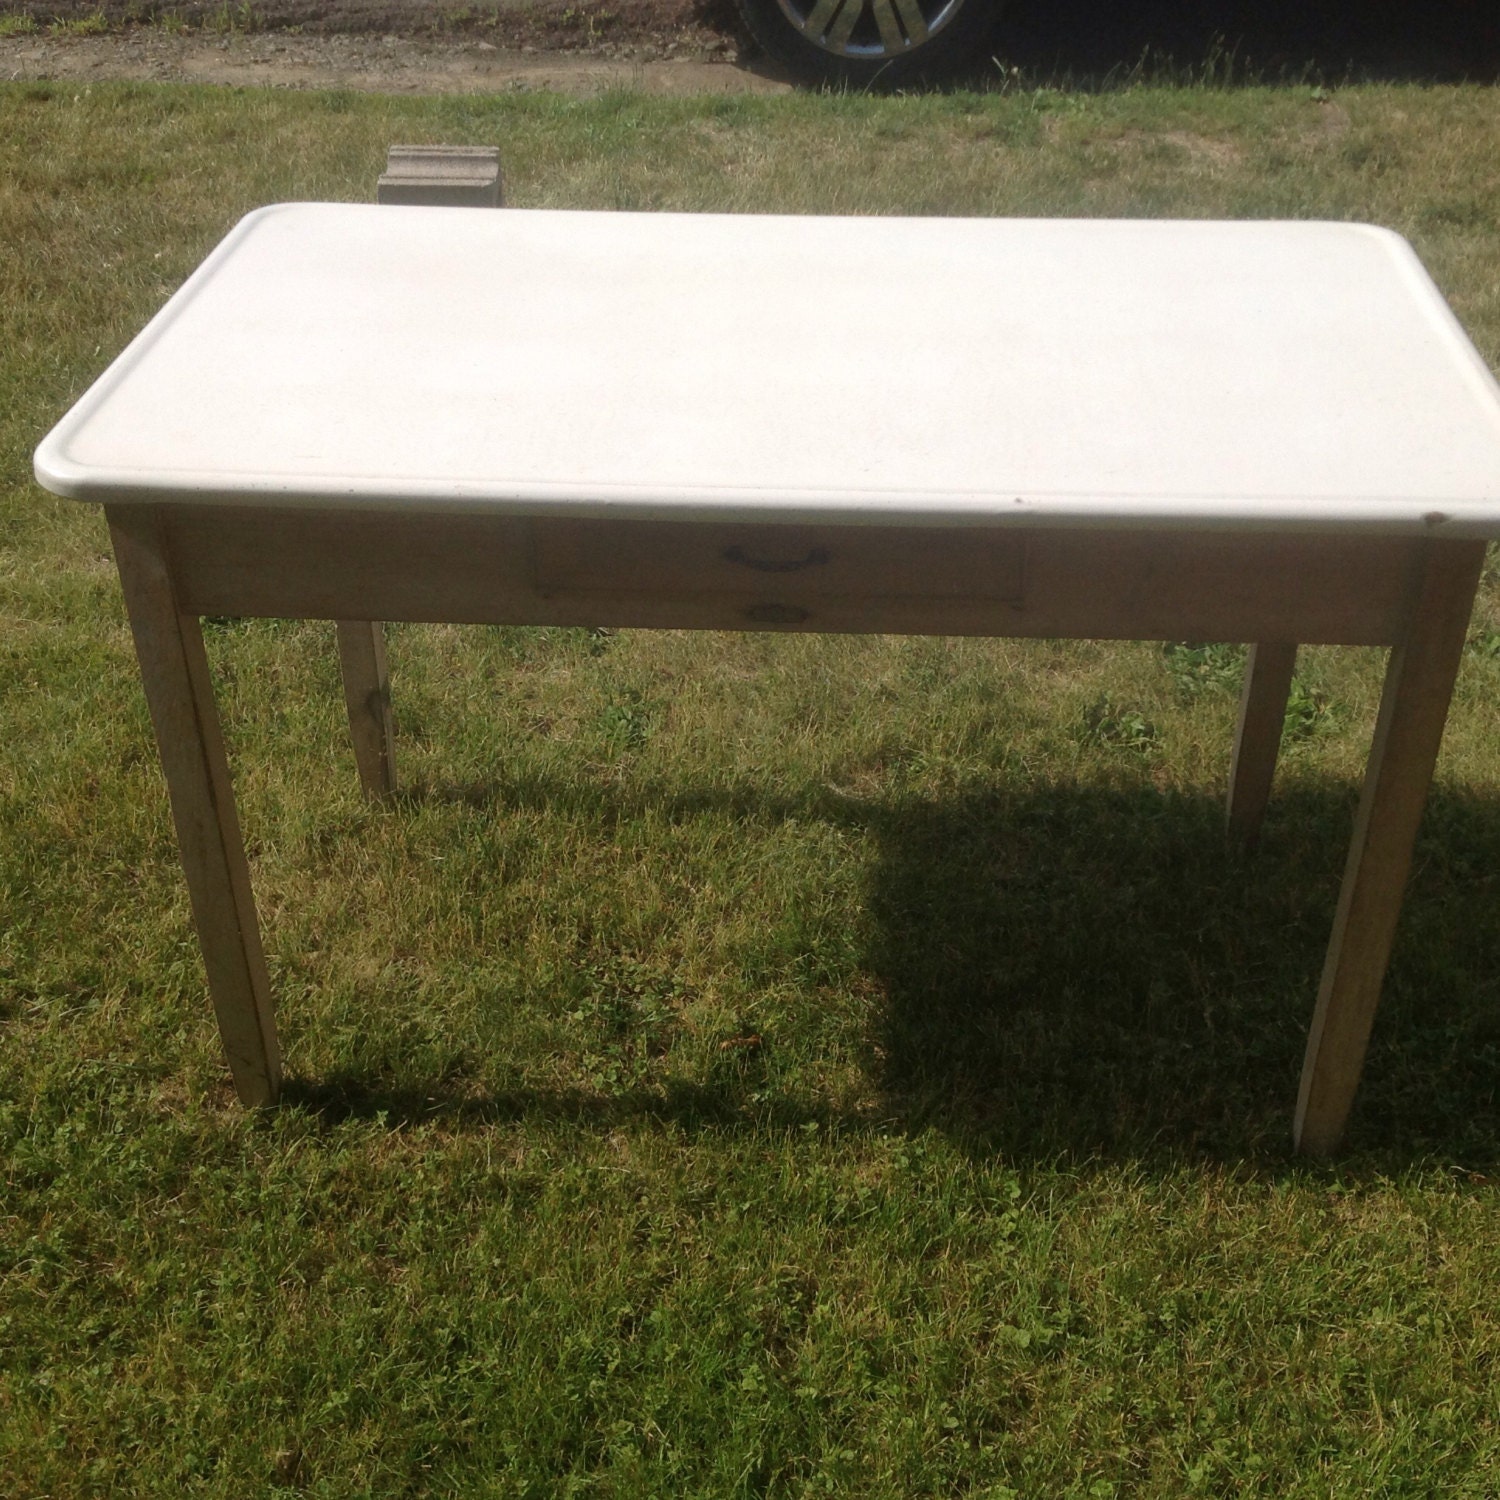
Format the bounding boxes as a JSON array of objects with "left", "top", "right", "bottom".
[{"left": 723, "top": 544, "right": 831, "bottom": 574}]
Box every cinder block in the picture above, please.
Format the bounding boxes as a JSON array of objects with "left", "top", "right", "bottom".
[{"left": 377, "top": 145, "right": 504, "bottom": 208}]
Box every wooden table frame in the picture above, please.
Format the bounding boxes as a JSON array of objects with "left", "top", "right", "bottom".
[{"left": 106, "top": 498, "right": 1485, "bottom": 1156}]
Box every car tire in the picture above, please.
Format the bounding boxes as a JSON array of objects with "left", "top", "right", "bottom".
[{"left": 733, "top": 0, "right": 999, "bottom": 88}]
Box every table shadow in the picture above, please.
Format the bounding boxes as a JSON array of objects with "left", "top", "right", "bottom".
[
  {"left": 860, "top": 780, "right": 1500, "bottom": 1165},
  {"left": 283, "top": 768, "right": 1500, "bottom": 1169}
]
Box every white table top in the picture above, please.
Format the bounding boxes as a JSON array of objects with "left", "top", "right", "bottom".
[{"left": 34, "top": 203, "right": 1500, "bottom": 534}]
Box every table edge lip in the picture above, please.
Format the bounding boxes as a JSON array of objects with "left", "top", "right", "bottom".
[{"left": 33, "top": 466, "right": 1500, "bottom": 538}]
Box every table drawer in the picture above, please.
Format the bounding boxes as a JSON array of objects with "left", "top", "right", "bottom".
[{"left": 531, "top": 519, "right": 1027, "bottom": 605}]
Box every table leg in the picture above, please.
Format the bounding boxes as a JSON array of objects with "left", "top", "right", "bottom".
[
  {"left": 107, "top": 506, "right": 283, "bottom": 1106},
  {"left": 336, "top": 620, "right": 397, "bottom": 799},
  {"left": 1226, "top": 642, "right": 1298, "bottom": 843},
  {"left": 1294, "top": 538, "right": 1485, "bottom": 1157}
]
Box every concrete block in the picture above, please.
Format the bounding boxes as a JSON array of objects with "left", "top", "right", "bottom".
[{"left": 377, "top": 145, "right": 504, "bottom": 208}]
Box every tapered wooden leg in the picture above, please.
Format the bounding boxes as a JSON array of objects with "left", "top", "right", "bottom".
[
  {"left": 107, "top": 506, "right": 282, "bottom": 1106},
  {"left": 1226, "top": 642, "right": 1298, "bottom": 843},
  {"left": 1294, "top": 539, "right": 1485, "bottom": 1157},
  {"left": 336, "top": 620, "right": 397, "bottom": 799}
]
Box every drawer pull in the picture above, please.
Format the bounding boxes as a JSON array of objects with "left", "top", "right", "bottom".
[
  {"left": 745, "top": 602, "right": 810, "bottom": 624},
  {"left": 723, "top": 544, "right": 831, "bottom": 574}
]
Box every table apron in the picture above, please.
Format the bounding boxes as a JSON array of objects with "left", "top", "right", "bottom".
[{"left": 149, "top": 505, "right": 1426, "bottom": 647}]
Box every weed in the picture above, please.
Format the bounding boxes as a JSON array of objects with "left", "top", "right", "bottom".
[
  {"left": 597, "top": 687, "right": 658, "bottom": 751},
  {"left": 202, "top": 1, "right": 257, "bottom": 35},
  {"left": 1161, "top": 640, "right": 1245, "bottom": 699},
  {"left": 559, "top": 5, "right": 617, "bottom": 43},
  {"left": 48, "top": 10, "right": 109, "bottom": 35},
  {"left": 1282, "top": 678, "right": 1335, "bottom": 742},
  {"left": 1081, "top": 693, "right": 1160, "bottom": 752}
]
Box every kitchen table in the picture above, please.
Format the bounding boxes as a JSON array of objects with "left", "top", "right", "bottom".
[{"left": 35, "top": 204, "right": 1500, "bottom": 1153}]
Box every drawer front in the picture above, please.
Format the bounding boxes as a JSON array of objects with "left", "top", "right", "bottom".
[
  {"left": 160, "top": 506, "right": 1417, "bottom": 645},
  {"left": 531, "top": 519, "right": 1027, "bottom": 604}
]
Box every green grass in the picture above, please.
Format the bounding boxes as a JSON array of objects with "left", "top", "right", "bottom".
[{"left": 4, "top": 78, "right": 1500, "bottom": 1496}]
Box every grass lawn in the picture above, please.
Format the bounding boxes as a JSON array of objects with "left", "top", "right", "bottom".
[{"left": 4, "top": 75, "right": 1500, "bottom": 1496}]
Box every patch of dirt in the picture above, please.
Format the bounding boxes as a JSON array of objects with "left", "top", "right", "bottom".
[
  {"left": 1, "top": 28, "right": 790, "bottom": 93},
  {"left": 0, "top": 0, "right": 787, "bottom": 95},
  {"left": 1108, "top": 127, "right": 1245, "bottom": 168}
]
